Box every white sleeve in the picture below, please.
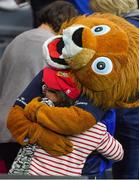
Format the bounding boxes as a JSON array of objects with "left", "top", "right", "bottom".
[{"left": 95, "top": 122, "right": 124, "bottom": 161}]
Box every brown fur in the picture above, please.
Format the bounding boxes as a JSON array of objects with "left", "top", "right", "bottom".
[
  {"left": 24, "top": 97, "right": 96, "bottom": 135},
  {"left": 61, "top": 13, "right": 139, "bottom": 108}
]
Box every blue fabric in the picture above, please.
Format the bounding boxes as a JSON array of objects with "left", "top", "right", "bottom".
[
  {"left": 101, "top": 109, "right": 116, "bottom": 136},
  {"left": 82, "top": 109, "right": 116, "bottom": 178},
  {"left": 115, "top": 107, "right": 139, "bottom": 147},
  {"left": 113, "top": 107, "right": 139, "bottom": 179},
  {"left": 14, "top": 70, "right": 43, "bottom": 108},
  {"left": 126, "top": 17, "right": 139, "bottom": 28},
  {"left": 113, "top": 147, "right": 139, "bottom": 179},
  {"left": 113, "top": 17, "right": 139, "bottom": 179},
  {"left": 68, "top": 0, "right": 93, "bottom": 15},
  {"left": 75, "top": 96, "right": 105, "bottom": 121}
]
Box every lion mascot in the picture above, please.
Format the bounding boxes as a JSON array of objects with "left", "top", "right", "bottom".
[
  {"left": 48, "top": 13, "right": 139, "bottom": 109},
  {"left": 7, "top": 13, "right": 139, "bottom": 177}
]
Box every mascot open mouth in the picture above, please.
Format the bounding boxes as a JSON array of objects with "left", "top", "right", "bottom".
[
  {"left": 43, "top": 26, "right": 85, "bottom": 70},
  {"left": 43, "top": 35, "right": 70, "bottom": 69}
]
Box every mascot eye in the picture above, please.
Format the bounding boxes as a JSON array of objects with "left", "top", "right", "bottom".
[
  {"left": 92, "top": 57, "right": 113, "bottom": 75},
  {"left": 91, "top": 25, "right": 111, "bottom": 36}
]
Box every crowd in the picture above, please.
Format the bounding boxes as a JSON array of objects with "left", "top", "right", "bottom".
[{"left": 0, "top": 0, "right": 139, "bottom": 179}]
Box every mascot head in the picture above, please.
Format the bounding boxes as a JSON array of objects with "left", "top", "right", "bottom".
[{"left": 43, "top": 13, "right": 139, "bottom": 109}]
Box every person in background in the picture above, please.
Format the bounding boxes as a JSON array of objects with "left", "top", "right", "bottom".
[
  {"left": 29, "top": 0, "right": 57, "bottom": 27},
  {"left": 90, "top": 0, "right": 139, "bottom": 27},
  {"left": 16, "top": 0, "right": 94, "bottom": 26},
  {"left": 90, "top": 0, "right": 139, "bottom": 178},
  {"left": 0, "top": 0, "right": 78, "bottom": 173},
  {"left": 15, "top": 0, "right": 56, "bottom": 27}
]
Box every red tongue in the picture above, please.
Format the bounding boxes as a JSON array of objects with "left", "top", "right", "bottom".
[{"left": 48, "top": 38, "right": 61, "bottom": 58}]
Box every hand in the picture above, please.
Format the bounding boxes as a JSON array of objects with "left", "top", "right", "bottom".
[
  {"left": 28, "top": 123, "right": 73, "bottom": 156},
  {"left": 24, "top": 97, "right": 44, "bottom": 122}
]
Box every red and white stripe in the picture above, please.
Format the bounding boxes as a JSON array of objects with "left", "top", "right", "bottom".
[{"left": 29, "top": 122, "right": 124, "bottom": 176}]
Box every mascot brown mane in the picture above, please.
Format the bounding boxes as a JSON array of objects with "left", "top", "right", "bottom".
[{"left": 44, "top": 13, "right": 139, "bottom": 109}]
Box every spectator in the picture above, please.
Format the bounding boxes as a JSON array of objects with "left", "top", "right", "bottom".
[
  {"left": 0, "top": 0, "right": 78, "bottom": 172},
  {"left": 90, "top": 0, "right": 139, "bottom": 27},
  {"left": 90, "top": 0, "right": 139, "bottom": 178},
  {"left": 29, "top": 0, "right": 57, "bottom": 27}
]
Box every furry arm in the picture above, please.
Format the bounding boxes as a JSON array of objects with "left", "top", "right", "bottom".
[
  {"left": 7, "top": 105, "right": 73, "bottom": 156},
  {"left": 24, "top": 97, "right": 97, "bottom": 135}
]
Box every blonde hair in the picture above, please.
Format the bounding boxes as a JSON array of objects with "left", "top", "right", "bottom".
[{"left": 90, "top": 0, "right": 138, "bottom": 16}]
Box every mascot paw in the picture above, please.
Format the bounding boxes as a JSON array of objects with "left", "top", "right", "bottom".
[
  {"left": 45, "top": 137, "right": 73, "bottom": 157},
  {"left": 24, "top": 97, "right": 44, "bottom": 121},
  {"left": 29, "top": 124, "right": 73, "bottom": 156}
]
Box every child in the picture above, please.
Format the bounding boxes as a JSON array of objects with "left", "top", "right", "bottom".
[{"left": 9, "top": 67, "right": 124, "bottom": 177}]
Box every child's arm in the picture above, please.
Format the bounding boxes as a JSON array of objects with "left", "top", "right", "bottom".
[
  {"left": 24, "top": 97, "right": 97, "bottom": 135},
  {"left": 7, "top": 105, "right": 73, "bottom": 156},
  {"left": 95, "top": 122, "right": 124, "bottom": 161}
]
